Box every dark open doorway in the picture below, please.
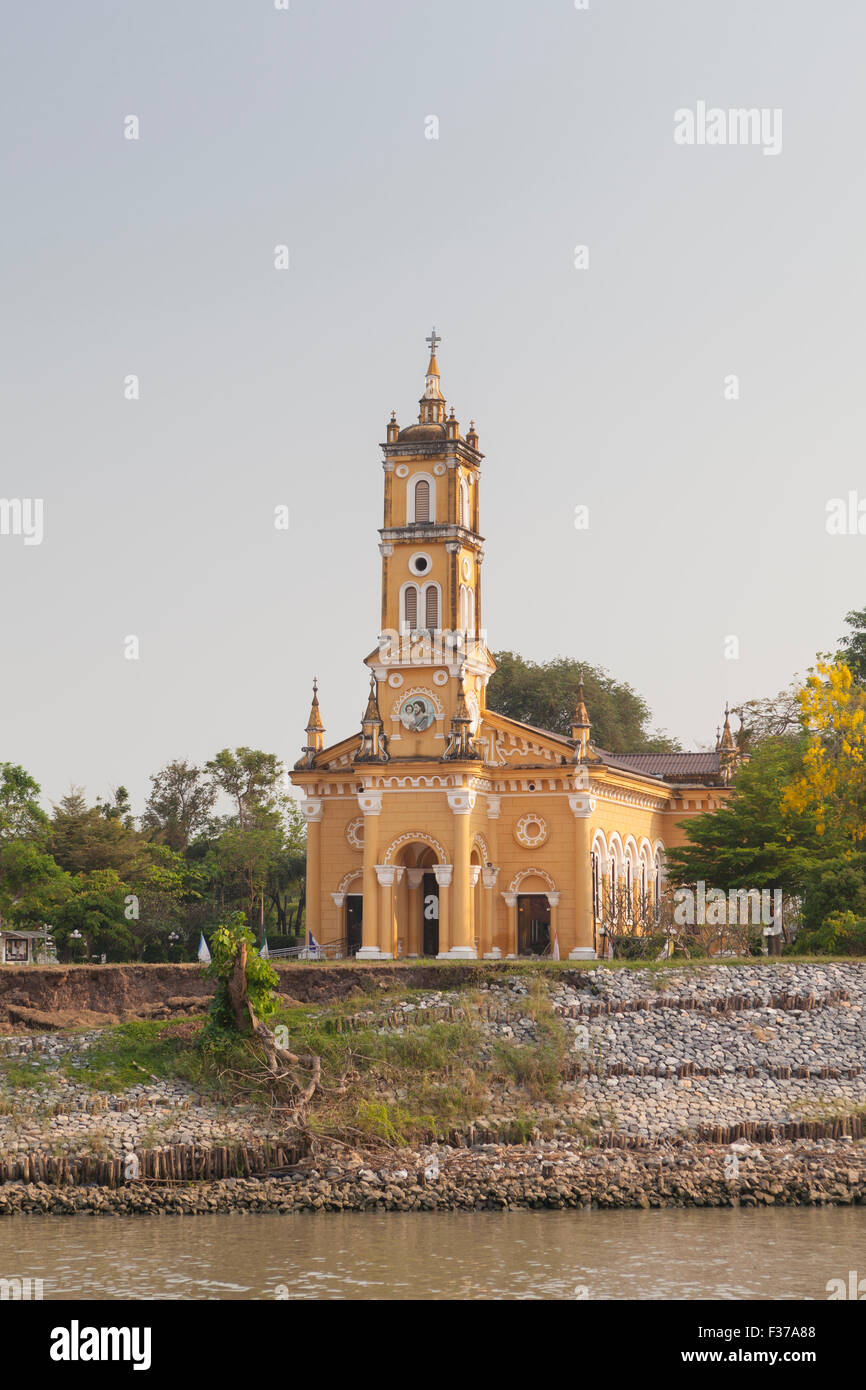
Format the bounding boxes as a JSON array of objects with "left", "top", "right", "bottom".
[
  {"left": 346, "top": 895, "right": 363, "bottom": 955},
  {"left": 517, "top": 894, "right": 550, "bottom": 956},
  {"left": 422, "top": 872, "right": 439, "bottom": 956}
]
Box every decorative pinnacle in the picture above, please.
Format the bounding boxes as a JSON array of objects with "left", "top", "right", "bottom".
[{"left": 426, "top": 327, "right": 441, "bottom": 356}]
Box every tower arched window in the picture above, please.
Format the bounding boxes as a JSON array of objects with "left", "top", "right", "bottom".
[
  {"left": 460, "top": 478, "right": 470, "bottom": 528},
  {"left": 414, "top": 479, "right": 430, "bottom": 524},
  {"left": 404, "top": 585, "right": 418, "bottom": 630},
  {"left": 425, "top": 585, "right": 439, "bottom": 630}
]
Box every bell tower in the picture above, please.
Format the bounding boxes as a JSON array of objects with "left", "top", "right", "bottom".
[{"left": 370, "top": 330, "right": 494, "bottom": 758}]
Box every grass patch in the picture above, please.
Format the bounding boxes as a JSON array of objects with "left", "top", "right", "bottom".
[{"left": 59, "top": 1020, "right": 213, "bottom": 1093}]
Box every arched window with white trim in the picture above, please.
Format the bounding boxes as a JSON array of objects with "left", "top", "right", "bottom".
[
  {"left": 404, "top": 584, "right": 418, "bottom": 630},
  {"left": 424, "top": 584, "right": 439, "bottom": 630},
  {"left": 414, "top": 478, "right": 430, "bottom": 524}
]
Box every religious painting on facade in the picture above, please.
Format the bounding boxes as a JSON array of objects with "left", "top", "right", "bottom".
[{"left": 398, "top": 694, "right": 436, "bottom": 732}]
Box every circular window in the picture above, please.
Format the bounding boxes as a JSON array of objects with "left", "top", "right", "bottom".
[
  {"left": 409, "top": 552, "right": 432, "bottom": 576},
  {"left": 514, "top": 813, "right": 548, "bottom": 849}
]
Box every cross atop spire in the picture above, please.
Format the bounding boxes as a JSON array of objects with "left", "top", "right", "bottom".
[{"left": 420, "top": 326, "right": 445, "bottom": 417}]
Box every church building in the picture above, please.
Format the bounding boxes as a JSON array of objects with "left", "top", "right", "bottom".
[{"left": 291, "top": 334, "right": 740, "bottom": 960}]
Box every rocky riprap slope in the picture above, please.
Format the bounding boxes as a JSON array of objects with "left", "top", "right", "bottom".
[{"left": 551, "top": 962, "right": 866, "bottom": 1142}]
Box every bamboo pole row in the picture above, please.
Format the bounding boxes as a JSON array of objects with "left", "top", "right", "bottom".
[{"left": 0, "top": 1139, "right": 302, "bottom": 1188}]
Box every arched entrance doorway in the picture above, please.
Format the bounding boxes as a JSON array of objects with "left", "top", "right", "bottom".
[
  {"left": 388, "top": 839, "right": 444, "bottom": 957},
  {"left": 517, "top": 894, "right": 550, "bottom": 956}
]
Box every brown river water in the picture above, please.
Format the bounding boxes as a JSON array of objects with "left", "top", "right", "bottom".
[{"left": 0, "top": 1207, "right": 863, "bottom": 1299}]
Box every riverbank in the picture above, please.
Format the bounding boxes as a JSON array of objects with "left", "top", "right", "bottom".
[
  {"left": 0, "top": 1136, "right": 863, "bottom": 1214},
  {"left": 0, "top": 960, "right": 863, "bottom": 1214}
]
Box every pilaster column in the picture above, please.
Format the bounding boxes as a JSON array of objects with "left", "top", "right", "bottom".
[
  {"left": 568, "top": 792, "right": 597, "bottom": 959},
  {"left": 480, "top": 865, "right": 499, "bottom": 956},
  {"left": 434, "top": 864, "right": 453, "bottom": 957},
  {"left": 300, "top": 799, "right": 323, "bottom": 941},
  {"left": 356, "top": 790, "right": 383, "bottom": 960},
  {"left": 375, "top": 865, "right": 398, "bottom": 959},
  {"left": 405, "top": 867, "right": 424, "bottom": 956},
  {"left": 469, "top": 865, "right": 481, "bottom": 954},
  {"left": 546, "top": 892, "right": 561, "bottom": 959},
  {"left": 501, "top": 891, "right": 518, "bottom": 956},
  {"left": 446, "top": 788, "right": 476, "bottom": 958}
]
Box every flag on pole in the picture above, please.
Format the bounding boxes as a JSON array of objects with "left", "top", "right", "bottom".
[
  {"left": 260, "top": 938, "right": 269, "bottom": 959},
  {"left": 551, "top": 927, "right": 560, "bottom": 961},
  {"left": 308, "top": 929, "right": 320, "bottom": 958},
  {"left": 197, "top": 933, "right": 211, "bottom": 964}
]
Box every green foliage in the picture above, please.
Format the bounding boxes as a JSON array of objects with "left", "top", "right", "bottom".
[
  {"left": 790, "top": 910, "right": 866, "bottom": 956},
  {"left": 838, "top": 606, "right": 866, "bottom": 686},
  {"left": 50, "top": 869, "right": 135, "bottom": 962},
  {"left": 204, "top": 911, "right": 280, "bottom": 1033},
  {"left": 487, "top": 652, "right": 679, "bottom": 753},
  {"left": 665, "top": 735, "right": 831, "bottom": 897},
  {"left": 61, "top": 1020, "right": 210, "bottom": 1091}
]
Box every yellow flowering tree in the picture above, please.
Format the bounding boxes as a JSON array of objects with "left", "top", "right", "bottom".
[{"left": 783, "top": 662, "right": 866, "bottom": 842}]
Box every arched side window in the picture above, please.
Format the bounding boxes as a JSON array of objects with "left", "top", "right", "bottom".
[
  {"left": 459, "top": 584, "right": 476, "bottom": 635},
  {"left": 592, "top": 851, "right": 602, "bottom": 922},
  {"left": 415, "top": 478, "right": 430, "bottom": 524},
  {"left": 425, "top": 584, "right": 439, "bottom": 629},
  {"left": 404, "top": 584, "right": 418, "bottom": 630},
  {"left": 640, "top": 862, "right": 648, "bottom": 923},
  {"left": 459, "top": 477, "right": 470, "bottom": 528},
  {"left": 654, "top": 856, "right": 663, "bottom": 923}
]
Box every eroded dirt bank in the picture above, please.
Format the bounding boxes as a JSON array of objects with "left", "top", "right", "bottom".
[{"left": 0, "top": 961, "right": 504, "bottom": 1030}]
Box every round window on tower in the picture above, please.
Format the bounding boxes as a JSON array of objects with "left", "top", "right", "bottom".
[{"left": 409, "top": 552, "right": 432, "bottom": 577}]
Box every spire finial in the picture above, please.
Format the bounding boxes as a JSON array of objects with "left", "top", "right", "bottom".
[{"left": 426, "top": 326, "right": 441, "bottom": 357}]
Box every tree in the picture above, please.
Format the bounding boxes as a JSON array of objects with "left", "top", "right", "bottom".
[
  {"left": 0, "top": 764, "right": 49, "bottom": 844},
  {"left": 142, "top": 760, "right": 216, "bottom": 851},
  {"left": 205, "top": 748, "right": 286, "bottom": 829},
  {"left": 51, "top": 869, "right": 134, "bottom": 962},
  {"left": 665, "top": 735, "right": 831, "bottom": 900},
  {"left": 0, "top": 763, "right": 52, "bottom": 926},
  {"left": 49, "top": 788, "right": 144, "bottom": 879},
  {"left": 734, "top": 683, "right": 803, "bottom": 748},
  {"left": 838, "top": 606, "right": 866, "bottom": 685},
  {"left": 782, "top": 661, "right": 866, "bottom": 843},
  {"left": 486, "top": 653, "right": 680, "bottom": 753},
  {"left": 0, "top": 840, "right": 71, "bottom": 928}
]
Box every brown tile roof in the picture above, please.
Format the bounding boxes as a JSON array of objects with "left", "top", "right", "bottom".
[{"left": 598, "top": 750, "right": 721, "bottom": 779}]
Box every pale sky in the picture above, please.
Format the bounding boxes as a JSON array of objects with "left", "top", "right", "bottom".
[{"left": 2, "top": 0, "right": 865, "bottom": 813}]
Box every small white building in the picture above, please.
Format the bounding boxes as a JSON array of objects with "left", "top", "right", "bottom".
[{"left": 0, "top": 928, "right": 55, "bottom": 965}]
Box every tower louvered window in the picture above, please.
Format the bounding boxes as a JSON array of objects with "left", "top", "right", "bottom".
[
  {"left": 414, "top": 479, "right": 430, "bottom": 523},
  {"left": 404, "top": 585, "right": 418, "bottom": 629},
  {"left": 425, "top": 585, "right": 439, "bottom": 629}
]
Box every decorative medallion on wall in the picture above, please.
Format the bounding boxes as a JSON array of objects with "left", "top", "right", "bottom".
[
  {"left": 395, "top": 464, "right": 409, "bottom": 478},
  {"left": 396, "top": 692, "right": 437, "bottom": 732},
  {"left": 433, "top": 669, "right": 448, "bottom": 686},
  {"left": 346, "top": 817, "right": 365, "bottom": 850},
  {"left": 514, "top": 813, "right": 548, "bottom": 849},
  {"left": 433, "top": 462, "right": 446, "bottom": 476},
  {"left": 462, "top": 557, "right": 472, "bottom": 580},
  {"left": 388, "top": 672, "right": 404, "bottom": 688},
  {"left": 467, "top": 694, "right": 480, "bottom": 734}
]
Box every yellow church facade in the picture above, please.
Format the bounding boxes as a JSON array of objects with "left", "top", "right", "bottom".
[{"left": 291, "top": 335, "right": 739, "bottom": 960}]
